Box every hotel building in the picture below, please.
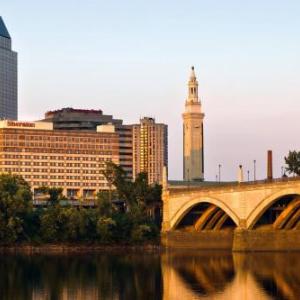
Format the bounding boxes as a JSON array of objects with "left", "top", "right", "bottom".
[
  {"left": 0, "top": 120, "right": 119, "bottom": 201},
  {"left": 132, "top": 117, "right": 168, "bottom": 184},
  {"left": 42, "top": 108, "right": 133, "bottom": 178}
]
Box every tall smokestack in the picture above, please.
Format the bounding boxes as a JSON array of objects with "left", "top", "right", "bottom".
[{"left": 267, "top": 150, "right": 273, "bottom": 180}]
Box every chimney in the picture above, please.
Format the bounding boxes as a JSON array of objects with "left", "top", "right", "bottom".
[
  {"left": 238, "top": 165, "right": 244, "bottom": 183},
  {"left": 267, "top": 150, "right": 273, "bottom": 180}
]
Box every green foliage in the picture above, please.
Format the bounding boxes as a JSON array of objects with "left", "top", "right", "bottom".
[
  {"left": 0, "top": 164, "right": 161, "bottom": 245},
  {"left": 96, "top": 217, "right": 116, "bottom": 242},
  {"left": 39, "top": 207, "right": 60, "bottom": 242},
  {"left": 0, "top": 174, "right": 33, "bottom": 243},
  {"left": 131, "top": 225, "right": 152, "bottom": 243},
  {"left": 102, "top": 161, "right": 135, "bottom": 208},
  {"left": 97, "top": 191, "right": 113, "bottom": 217},
  {"left": 285, "top": 150, "right": 300, "bottom": 176},
  {"left": 102, "top": 162, "right": 162, "bottom": 213},
  {"left": 38, "top": 186, "right": 65, "bottom": 206}
]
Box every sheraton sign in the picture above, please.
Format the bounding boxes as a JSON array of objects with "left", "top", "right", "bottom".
[
  {"left": 7, "top": 121, "right": 36, "bottom": 128},
  {"left": 0, "top": 120, "right": 53, "bottom": 130}
]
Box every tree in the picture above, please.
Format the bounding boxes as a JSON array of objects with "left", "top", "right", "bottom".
[
  {"left": 39, "top": 187, "right": 65, "bottom": 206},
  {"left": 97, "top": 191, "right": 113, "bottom": 217},
  {"left": 0, "top": 174, "right": 33, "bottom": 243},
  {"left": 285, "top": 150, "right": 300, "bottom": 176},
  {"left": 102, "top": 162, "right": 162, "bottom": 217},
  {"left": 102, "top": 161, "right": 135, "bottom": 209},
  {"left": 96, "top": 217, "right": 116, "bottom": 242},
  {"left": 133, "top": 173, "right": 162, "bottom": 218}
]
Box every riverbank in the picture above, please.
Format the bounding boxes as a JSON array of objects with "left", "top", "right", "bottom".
[{"left": 0, "top": 243, "right": 162, "bottom": 254}]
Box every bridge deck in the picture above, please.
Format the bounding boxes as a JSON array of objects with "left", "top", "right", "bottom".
[{"left": 167, "top": 177, "right": 300, "bottom": 194}]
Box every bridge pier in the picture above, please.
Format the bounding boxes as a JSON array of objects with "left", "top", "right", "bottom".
[
  {"left": 162, "top": 221, "right": 171, "bottom": 232},
  {"left": 233, "top": 229, "right": 300, "bottom": 251},
  {"left": 161, "top": 230, "right": 234, "bottom": 250},
  {"left": 161, "top": 229, "right": 300, "bottom": 251},
  {"left": 238, "top": 219, "right": 247, "bottom": 229}
]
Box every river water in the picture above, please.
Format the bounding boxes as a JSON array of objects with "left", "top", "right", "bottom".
[{"left": 1, "top": 251, "right": 300, "bottom": 299}]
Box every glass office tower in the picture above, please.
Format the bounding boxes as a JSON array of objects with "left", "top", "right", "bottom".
[{"left": 0, "top": 17, "right": 17, "bottom": 120}]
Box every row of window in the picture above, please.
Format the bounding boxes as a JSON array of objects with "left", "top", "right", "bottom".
[
  {"left": 3, "top": 134, "right": 115, "bottom": 144},
  {"left": 2, "top": 168, "right": 105, "bottom": 174},
  {"left": 2, "top": 154, "right": 110, "bottom": 161},
  {"left": 1, "top": 141, "right": 116, "bottom": 150},
  {"left": 24, "top": 174, "right": 104, "bottom": 181},
  {"left": 1, "top": 147, "right": 117, "bottom": 156},
  {"left": 33, "top": 181, "right": 107, "bottom": 187},
  {"left": 2, "top": 161, "right": 106, "bottom": 168}
]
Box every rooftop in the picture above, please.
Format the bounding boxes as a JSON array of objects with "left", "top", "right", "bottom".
[
  {"left": 0, "top": 17, "right": 11, "bottom": 39},
  {"left": 45, "top": 107, "right": 103, "bottom": 117}
]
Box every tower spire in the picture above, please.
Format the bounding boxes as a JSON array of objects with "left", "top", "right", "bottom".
[
  {"left": 190, "top": 66, "right": 196, "bottom": 79},
  {"left": 187, "top": 66, "right": 199, "bottom": 103}
]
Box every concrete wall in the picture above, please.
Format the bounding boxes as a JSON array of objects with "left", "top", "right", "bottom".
[
  {"left": 162, "top": 229, "right": 300, "bottom": 251},
  {"left": 161, "top": 231, "right": 234, "bottom": 250},
  {"left": 233, "top": 230, "right": 300, "bottom": 251}
]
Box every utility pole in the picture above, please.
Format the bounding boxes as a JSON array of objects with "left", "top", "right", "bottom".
[{"left": 253, "top": 160, "right": 256, "bottom": 181}]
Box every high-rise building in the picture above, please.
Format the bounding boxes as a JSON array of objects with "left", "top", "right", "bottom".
[
  {"left": 0, "top": 17, "right": 17, "bottom": 120},
  {"left": 132, "top": 117, "right": 168, "bottom": 184},
  {"left": 42, "top": 108, "right": 133, "bottom": 178},
  {"left": 0, "top": 120, "right": 119, "bottom": 201},
  {"left": 182, "top": 66, "right": 205, "bottom": 181}
]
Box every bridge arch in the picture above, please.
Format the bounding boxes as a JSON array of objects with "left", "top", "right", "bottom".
[
  {"left": 169, "top": 196, "right": 240, "bottom": 230},
  {"left": 246, "top": 188, "right": 300, "bottom": 229}
]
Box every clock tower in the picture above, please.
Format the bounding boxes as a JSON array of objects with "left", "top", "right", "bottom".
[{"left": 182, "top": 66, "right": 205, "bottom": 181}]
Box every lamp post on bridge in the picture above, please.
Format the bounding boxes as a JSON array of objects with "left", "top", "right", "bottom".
[
  {"left": 253, "top": 160, "right": 256, "bottom": 181},
  {"left": 218, "top": 164, "right": 221, "bottom": 183},
  {"left": 281, "top": 166, "right": 284, "bottom": 177}
]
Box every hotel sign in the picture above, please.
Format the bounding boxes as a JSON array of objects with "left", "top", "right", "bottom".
[
  {"left": 0, "top": 120, "right": 53, "bottom": 130},
  {"left": 7, "top": 121, "right": 36, "bottom": 128}
]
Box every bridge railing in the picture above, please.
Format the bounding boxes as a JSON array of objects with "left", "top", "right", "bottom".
[{"left": 167, "top": 176, "right": 300, "bottom": 192}]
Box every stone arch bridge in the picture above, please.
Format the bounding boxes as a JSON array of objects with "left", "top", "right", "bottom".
[{"left": 161, "top": 178, "right": 300, "bottom": 250}]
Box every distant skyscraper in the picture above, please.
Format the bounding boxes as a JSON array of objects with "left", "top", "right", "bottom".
[
  {"left": 182, "top": 67, "right": 205, "bottom": 181},
  {"left": 132, "top": 117, "right": 168, "bottom": 184},
  {"left": 0, "top": 17, "right": 17, "bottom": 120}
]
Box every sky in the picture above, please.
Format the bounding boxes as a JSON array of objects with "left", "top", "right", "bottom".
[{"left": 2, "top": 0, "right": 300, "bottom": 181}]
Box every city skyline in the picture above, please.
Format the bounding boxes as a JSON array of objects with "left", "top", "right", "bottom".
[{"left": 2, "top": 1, "right": 300, "bottom": 181}]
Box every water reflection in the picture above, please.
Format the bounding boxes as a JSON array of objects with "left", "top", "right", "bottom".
[
  {"left": 236, "top": 253, "right": 300, "bottom": 300},
  {"left": 162, "top": 252, "right": 235, "bottom": 299},
  {"left": 162, "top": 252, "right": 300, "bottom": 300},
  {"left": 0, "top": 253, "right": 162, "bottom": 300},
  {"left": 0, "top": 251, "right": 300, "bottom": 299}
]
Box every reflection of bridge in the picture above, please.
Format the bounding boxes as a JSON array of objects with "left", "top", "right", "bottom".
[
  {"left": 162, "top": 252, "right": 300, "bottom": 299},
  {"left": 162, "top": 177, "right": 300, "bottom": 250}
]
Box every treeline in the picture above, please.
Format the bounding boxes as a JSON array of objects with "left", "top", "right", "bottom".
[{"left": 0, "top": 162, "right": 162, "bottom": 245}]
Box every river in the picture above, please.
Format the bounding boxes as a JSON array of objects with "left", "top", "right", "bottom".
[{"left": 1, "top": 251, "right": 300, "bottom": 299}]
